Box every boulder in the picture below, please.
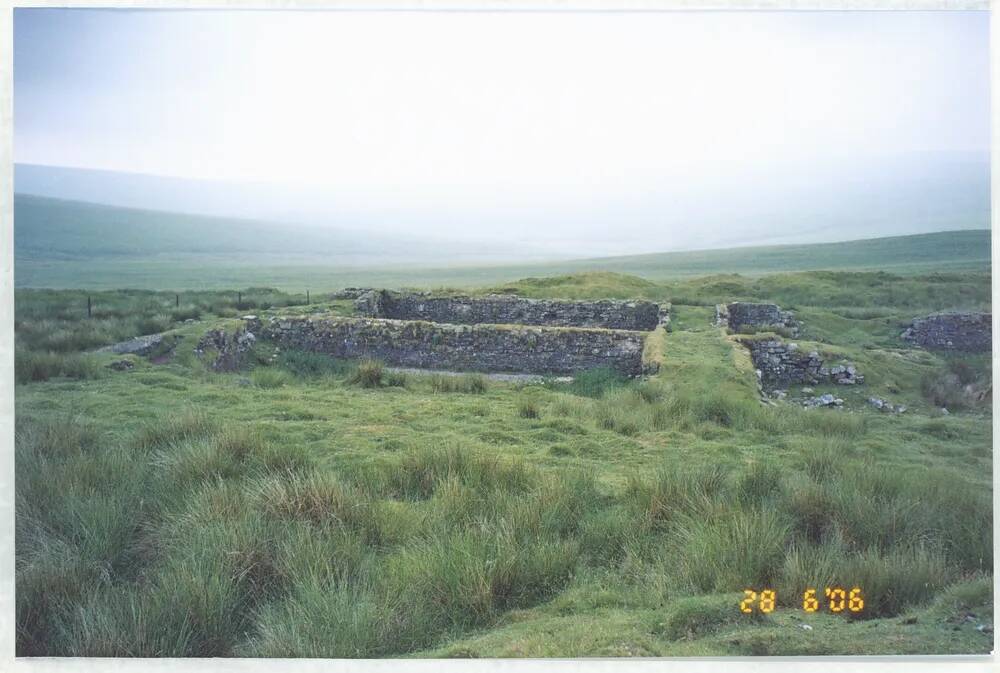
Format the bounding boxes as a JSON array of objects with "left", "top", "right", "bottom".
[
  {"left": 97, "top": 334, "right": 164, "bottom": 356},
  {"left": 867, "top": 396, "right": 906, "bottom": 414}
]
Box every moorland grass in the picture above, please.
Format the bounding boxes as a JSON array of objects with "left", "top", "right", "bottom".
[
  {"left": 275, "top": 350, "right": 354, "bottom": 379},
  {"left": 12, "top": 270, "right": 993, "bottom": 657},
  {"left": 15, "top": 377, "right": 992, "bottom": 656},
  {"left": 427, "top": 373, "right": 489, "bottom": 394},
  {"left": 14, "top": 348, "right": 105, "bottom": 384},
  {"left": 516, "top": 397, "right": 541, "bottom": 420},
  {"left": 250, "top": 368, "right": 294, "bottom": 389}
]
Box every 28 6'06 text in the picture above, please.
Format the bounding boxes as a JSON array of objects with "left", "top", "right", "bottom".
[{"left": 740, "top": 587, "right": 865, "bottom": 614}]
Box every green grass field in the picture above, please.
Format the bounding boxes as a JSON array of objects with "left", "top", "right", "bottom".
[{"left": 13, "top": 258, "right": 994, "bottom": 656}]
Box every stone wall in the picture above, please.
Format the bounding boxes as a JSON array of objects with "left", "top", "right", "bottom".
[
  {"left": 739, "top": 337, "right": 863, "bottom": 389},
  {"left": 355, "top": 290, "right": 668, "bottom": 331},
  {"left": 249, "top": 315, "right": 648, "bottom": 377},
  {"left": 901, "top": 312, "right": 991, "bottom": 352},
  {"left": 195, "top": 323, "right": 257, "bottom": 372},
  {"left": 717, "top": 302, "right": 798, "bottom": 334}
]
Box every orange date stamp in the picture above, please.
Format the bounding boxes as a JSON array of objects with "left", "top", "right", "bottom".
[{"left": 740, "top": 587, "right": 864, "bottom": 614}]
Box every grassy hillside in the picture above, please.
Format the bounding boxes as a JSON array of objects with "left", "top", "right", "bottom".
[
  {"left": 562, "top": 229, "right": 992, "bottom": 277},
  {"left": 14, "top": 193, "right": 991, "bottom": 289},
  {"left": 490, "top": 269, "right": 993, "bottom": 313},
  {"left": 13, "top": 269, "right": 993, "bottom": 657},
  {"left": 12, "top": 193, "right": 537, "bottom": 271},
  {"left": 14, "top": 194, "right": 388, "bottom": 259}
]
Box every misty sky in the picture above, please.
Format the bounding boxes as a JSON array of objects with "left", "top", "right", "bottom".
[{"left": 13, "top": 10, "right": 991, "bottom": 256}]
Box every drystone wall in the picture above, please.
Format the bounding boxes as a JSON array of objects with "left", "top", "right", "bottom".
[
  {"left": 901, "top": 312, "right": 991, "bottom": 352},
  {"left": 249, "top": 315, "right": 648, "bottom": 377},
  {"left": 195, "top": 323, "right": 257, "bottom": 372},
  {"left": 355, "top": 290, "right": 669, "bottom": 331},
  {"left": 740, "top": 337, "right": 863, "bottom": 389},
  {"left": 717, "top": 302, "right": 798, "bottom": 335}
]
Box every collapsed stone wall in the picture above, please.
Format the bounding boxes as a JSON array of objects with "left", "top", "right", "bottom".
[
  {"left": 740, "top": 337, "right": 863, "bottom": 389},
  {"left": 901, "top": 312, "right": 991, "bottom": 352},
  {"left": 249, "top": 315, "right": 648, "bottom": 377},
  {"left": 355, "top": 290, "right": 668, "bottom": 331},
  {"left": 717, "top": 302, "right": 798, "bottom": 335},
  {"left": 195, "top": 323, "right": 257, "bottom": 372}
]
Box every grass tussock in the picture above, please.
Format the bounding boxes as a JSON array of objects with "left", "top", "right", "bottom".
[
  {"left": 347, "top": 360, "right": 406, "bottom": 389},
  {"left": 674, "top": 506, "right": 792, "bottom": 592},
  {"left": 516, "top": 397, "right": 540, "bottom": 419},
  {"left": 250, "top": 368, "right": 294, "bottom": 389},
  {"left": 133, "top": 409, "right": 216, "bottom": 452},
  {"left": 618, "top": 454, "right": 990, "bottom": 609},
  {"left": 779, "top": 542, "right": 953, "bottom": 618},
  {"left": 385, "top": 529, "right": 579, "bottom": 632},
  {"left": 255, "top": 472, "right": 372, "bottom": 530},
  {"left": 15, "top": 349, "right": 105, "bottom": 384},
  {"left": 349, "top": 359, "right": 384, "bottom": 388},
  {"left": 428, "top": 373, "right": 488, "bottom": 394},
  {"left": 594, "top": 388, "right": 670, "bottom": 436},
  {"left": 15, "top": 401, "right": 994, "bottom": 656},
  {"left": 372, "top": 446, "right": 535, "bottom": 501}
]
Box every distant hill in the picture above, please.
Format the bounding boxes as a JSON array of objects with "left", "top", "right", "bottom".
[
  {"left": 15, "top": 156, "right": 992, "bottom": 257},
  {"left": 13, "top": 190, "right": 991, "bottom": 290},
  {"left": 555, "top": 229, "right": 993, "bottom": 278},
  {"left": 13, "top": 193, "right": 540, "bottom": 266}
]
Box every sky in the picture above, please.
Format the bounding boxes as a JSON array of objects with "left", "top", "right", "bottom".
[{"left": 13, "top": 9, "right": 992, "bottom": 256}]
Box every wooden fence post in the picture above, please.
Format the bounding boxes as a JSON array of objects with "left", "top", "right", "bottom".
[{"left": 87, "top": 296, "right": 91, "bottom": 319}]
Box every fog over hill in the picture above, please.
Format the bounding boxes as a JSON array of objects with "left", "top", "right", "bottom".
[
  {"left": 15, "top": 153, "right": 990, "bottom": 261},
  {"left": 12, "top": 182, "right": 551, "bottom": 267}
]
